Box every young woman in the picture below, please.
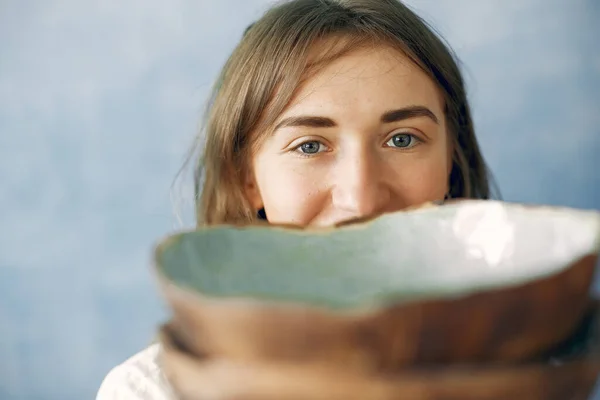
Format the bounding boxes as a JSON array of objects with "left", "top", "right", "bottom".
[{"left": 97, "top": 0, "right": 497, "bottom": 398}]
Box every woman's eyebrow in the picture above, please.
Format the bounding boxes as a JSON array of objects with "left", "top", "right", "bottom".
[
  {"left": 381, "top": 106, "right": 439, "bottom": 124},
  {"left": 274, "top": 116, "right": 336, "bottom": 131},
  {"left": 274, "top": 105, "right": 439, "bottom": 132}
]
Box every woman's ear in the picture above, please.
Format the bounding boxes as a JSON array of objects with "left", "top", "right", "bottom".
[
  {"left": 446, "top": 136, "right": 456, "bottom": 197},
  {"left": 244, "top": 172, "right": 264, "bottom": 211},
  {"left": 447, "top": 135, "right": 455, "bottom": 175}
]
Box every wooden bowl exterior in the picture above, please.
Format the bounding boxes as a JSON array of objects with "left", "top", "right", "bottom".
[
  {"left": 158, "top": 253, "right": 597, "bottom": 371},
  {"left": 158, "top": 301, "right": 600, "bottom": 400}
]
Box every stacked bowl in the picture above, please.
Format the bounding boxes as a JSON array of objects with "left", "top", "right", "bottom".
[{"left": 153, "top": 200, "right": 600, "bottom": 400}]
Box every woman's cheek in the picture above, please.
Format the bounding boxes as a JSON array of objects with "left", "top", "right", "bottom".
[
  {"left": 260, "top": 164, "right": 329, "bottom": 226},
  {"left": 390, "top": 158, "right": 449, "bottom": 205}
]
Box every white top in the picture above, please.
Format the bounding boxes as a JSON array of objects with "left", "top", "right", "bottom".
[{"left": 96, "top": 344, "right": 175, "bottom": 400}]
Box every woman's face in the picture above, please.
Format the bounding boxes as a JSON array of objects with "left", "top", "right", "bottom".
[{"left": 246, "top": 44, "right": 452, "bottom": 227}]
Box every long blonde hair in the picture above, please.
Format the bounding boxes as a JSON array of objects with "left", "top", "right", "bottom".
[{"left": 185, "top": 0, "right": 499, "bottom": 227}]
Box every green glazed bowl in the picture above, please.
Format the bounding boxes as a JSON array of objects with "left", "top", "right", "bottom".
[{"left": 154, "top": 200, "right": 600, "bottom": 371}]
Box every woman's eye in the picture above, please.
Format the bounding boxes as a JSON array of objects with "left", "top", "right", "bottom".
[
  {"left": 296, "top": 141, "right": 326, "bottom": 155},
  {"left": 386, "top": 133, "right": 419, "bottom": 149}
]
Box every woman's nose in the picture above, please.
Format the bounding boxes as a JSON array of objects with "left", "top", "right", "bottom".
[{"left": 330, "top": 151, "right": 390, "bottom": 220}]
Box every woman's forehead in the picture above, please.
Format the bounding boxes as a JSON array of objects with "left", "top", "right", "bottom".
[{"left": 285, "top": 43, "right": 445, "bottom": 118}]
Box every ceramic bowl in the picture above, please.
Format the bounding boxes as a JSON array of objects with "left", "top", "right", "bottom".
[
  {"left": 154, "top": 200, "right": 600, "bottom": 371},
  {"left": 158, "top": 300, "right": 600, "bottom": 400}
]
